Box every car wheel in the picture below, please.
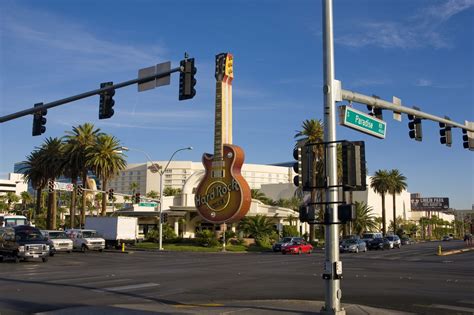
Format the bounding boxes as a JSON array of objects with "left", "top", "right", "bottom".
[
  {"left": 99, "top": 248, "right": 103, "bottom": 252},
  {"left": 49, "top": 252, "right": 55, "bottom": 257},
  {"left": 282, "top": 251, "right": 286, "bottom": 255},
  {"left": 308, "top": 249, "right": 312, "bottom": 254},
  {"left": 0, "top": 256, "right": 3, "bottom": 262},
  {"left": 81, "top": 245, "right": 88, "bottom": 253},
  {"left": 67, "top": 251, "right": 71, "bottom": 254},
  {"left": 42, "top": 257, "right": 48, "bottom": 263},
  {"left": 364, "top": 247, "right": 367, "bottom": 252},
  {"left": 355, "top": 247, "right": 359, "bottom": 253},
  {"left": 14, "top": 255, "right": 20, "bottom": 263}
]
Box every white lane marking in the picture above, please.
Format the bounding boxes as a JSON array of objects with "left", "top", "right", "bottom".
[
  {"left": 92, "top": 282, "right": 159, "bottom": 293},
  {"left": 80, "top": 278, "right": 132, "bottom": 286},
  {"left": 50, "top": 275, "right": 117, "bottom": 283},
  {"left": 430, "top": 304, "right": 474, "bottom": 313}
]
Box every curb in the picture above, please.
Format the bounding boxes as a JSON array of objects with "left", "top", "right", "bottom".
[{"left": 437, "top": 247, "right": 474, "bottom": 256}]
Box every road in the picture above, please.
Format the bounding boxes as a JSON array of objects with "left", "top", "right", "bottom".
[{"left": 0, "top": 240, "right": 472, "bottom": 314}]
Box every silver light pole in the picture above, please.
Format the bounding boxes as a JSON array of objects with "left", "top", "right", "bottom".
[
  {"left": 158, "top": 147, "right": 193, "bottom": 251},
  {"left": 322, "top": 0, "right": 345, "bottom": 314}
]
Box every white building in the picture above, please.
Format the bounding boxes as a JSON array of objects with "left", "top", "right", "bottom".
[{"left": 0, "top": 173, "right": 28, "bottom": 198}]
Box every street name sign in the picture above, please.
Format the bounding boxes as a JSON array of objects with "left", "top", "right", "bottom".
[{"left": 339, "top": 105, "right": 387, "bottom": 139}]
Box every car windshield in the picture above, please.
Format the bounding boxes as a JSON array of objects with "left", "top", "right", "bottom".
[
  {"left": 362, "top": 234, "right": 374, "bottom": 239},
  {"left": 386, "top": 236, "right": 395, "bottom": 240},
  {"left": 344, "top": 240, "right": 357, "bottom": 244},
  {"left": 281, "top": 237, "right": 292, "bottom": 243},
  {"left": 16, "top": 230, "right": 44, "bottom": 241},
  {"left": 82, "top": 231, "right": 99, "bottom": 238},
  {"left": 49, "top": 232, "right": 68, "bottom": 239}
]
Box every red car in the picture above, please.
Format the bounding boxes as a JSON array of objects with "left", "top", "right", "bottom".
[{"left": 281, "top": 240, "right": 313, "bottom": 255}]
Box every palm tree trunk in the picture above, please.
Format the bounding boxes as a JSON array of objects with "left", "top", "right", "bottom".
[
  {"left": 47, "top": 191, "right": 57, "bottom": 229},
  {"left": 101, "top": 178, "right": 107, "bottom": 216},
  {"left": 70, "top": 178, "right": 77, "bottom": 228},
  {"left": 392, "top": 193, "right": 397, "bottom": 234},
  {"left": 35, "top": 188, "right": 42, "bottom": 217},
  {"left": 381, "top": 193, "right": 386, "bottom": 236}
]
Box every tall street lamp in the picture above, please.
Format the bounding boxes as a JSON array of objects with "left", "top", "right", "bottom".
[
  {"left": 157, "top": 146, "right": 193, "bottom": 250},
  {"left": 119, "top": 146, "right": 193, "bottom": 250}
]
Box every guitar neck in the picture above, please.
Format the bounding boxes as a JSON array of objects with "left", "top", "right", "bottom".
[{"left": 213, "top": 80, "right": 233, "bottom": 162}]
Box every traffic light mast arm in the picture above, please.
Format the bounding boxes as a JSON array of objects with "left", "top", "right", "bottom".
[
  {"left": 340, "top": 88, "right": 474, "bottom": 132},
  {"left": 0, "top": 66, "right": 182, "bottom": 124}
]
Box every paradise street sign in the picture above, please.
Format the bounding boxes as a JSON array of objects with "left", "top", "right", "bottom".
[{"left": 339, "top": 105, "right": 387, "bottom": 139}]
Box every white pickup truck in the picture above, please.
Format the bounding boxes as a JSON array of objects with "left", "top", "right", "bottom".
[{"left": 65, "top": 229, "right": 105, "bottom": 252}]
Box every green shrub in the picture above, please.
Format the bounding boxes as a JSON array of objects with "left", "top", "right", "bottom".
[
  {"left": 145, "top": 224, "right": 177, "bottom": 242},
  {"left": 282, "top": 225, "right": 299, "bottom": 237},
  {"left": 196, "top": 230, "right": 219, "bottom": 247}
]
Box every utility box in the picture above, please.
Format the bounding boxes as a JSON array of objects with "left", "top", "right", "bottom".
[{"left": 85, "top": 216, "right": 138, "bottom": 248}]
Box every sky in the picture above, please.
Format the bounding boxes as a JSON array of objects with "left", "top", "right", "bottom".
[{"left": 0, "top": 0, "right": 473, "bottom": 210}]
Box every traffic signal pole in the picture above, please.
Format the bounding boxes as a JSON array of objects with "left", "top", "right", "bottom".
[
  {"left": 322, "top": 1, "right": 345, "bottom": 314},
  {"left": 0, "top": 66, "right": 181, "bottom": 124}
]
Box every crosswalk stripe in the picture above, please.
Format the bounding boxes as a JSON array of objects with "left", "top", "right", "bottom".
[{"left": 93, "top": 282, "right": 159, "bottom": 293}]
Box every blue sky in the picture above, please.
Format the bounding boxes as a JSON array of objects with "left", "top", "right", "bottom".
[{"left": 0, "top": 0, "right": 473, "bottom": 209}]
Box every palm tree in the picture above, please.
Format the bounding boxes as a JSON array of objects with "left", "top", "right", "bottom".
[
  {"left": 64, "top": 123, "right": 102, "bottom": 226},
  {"left": 86, "top": 134, "right": 126, "bottom": 216},
  {"left": 238, "top": 215, "right": 275, "bottom": 239},
  {"left": 163, "top": 187, "right": 181, "bottom": 196},
  {"left": 20, "top": 150, "right": 47, "bottom": 217},
  {"left": 37, "top": 137, "right": 65, "bottom": 229},
  {"left": 146, "top": 190, "right": 159, "bottom": 200},
  {"left": 370, "top": 169, "right": 391, "bottom": 236},
  {"left": 6, "top": 192, "right": 20, "bottom": 211},
  {"left": 129, "top": 182, "right": 139, "bottom": 196},
  {"left": 388, "top": 169, "right": 407, "bottom": 234},
  {"left": 20, "top": 191, "right": 33, "bottom": 217},
  {"left": 251, "top": 189, "right": 266, "bottom": 200},
  {"left": 352, "top": 201, "right": 378, "bottom": 235}
]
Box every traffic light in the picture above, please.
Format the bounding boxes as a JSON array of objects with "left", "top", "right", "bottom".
[
  {"left": 299, "top": 205, "right": 317, "bottom": 223},
  {"left": 462, "top": 128, "right": 474, "bottom": 150},
  {"left": 161, "top": 212, "right": 168, "bottom": 223},
  {"left": 32, "top": 103, "right": 47, "bottom": 136},
  {"left": 408, "top": 112, "right": 422, "bottom": 141},
  {"left": 439, "top": 121, "right": 452, "bottom": 147},
  {"left": 338, "top": 204, "right": 356, "bottom": 224},
  {"left": 179, "top": 58, "right": 196, "bottom": 100},
  {"left": 48, "top": 180, "right": 54, "bottom": 193},
  {"left": 99, "top": 82, "right": 115, "bottom": 119},
  {"left": 341, "top": 141, "right": 366, "bottom": 191},
  {"left": 367, "top": 105, "right": 383, "bottom": 120},
  {"left": 77, "top": 185, "right": 84, "bottom": 196},
  {"left": 292, "top": 145, "right": 314, "bottom": 191},
  {"left": 108, "top": 189, "right": 114, "bottom": 201},
  {"left": 134, "top": 193, "right": 141, "bottom": 204}
]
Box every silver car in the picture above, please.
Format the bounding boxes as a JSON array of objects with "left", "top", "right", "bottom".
[
  {"left": 339, "top": 239, "right": 367, "bottom": 253},
  {"left": 384, "top": 235, "right": 401, "bottom": 249},
  {"left": 41, "top": 230, "right": 73, "bottom": 256}
]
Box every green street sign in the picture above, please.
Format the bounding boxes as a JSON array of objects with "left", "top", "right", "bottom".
[
  {"left": 339, "top": 105, "right": 386, "bottom": 139},
  {"left": 139, "top": 202, "right": 158, "bottom": 207}
]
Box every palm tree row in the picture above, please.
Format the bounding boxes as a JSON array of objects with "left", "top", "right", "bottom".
[
  {"left": 21, "top": 123, "right": 126, "bottom": 229},
  {"left": 370, "top": 169, "right": 407, "bottom": 236}
]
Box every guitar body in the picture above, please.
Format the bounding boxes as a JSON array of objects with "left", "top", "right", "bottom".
[{"left": 195, "top": 144, "right": 251, "bottom": 223}]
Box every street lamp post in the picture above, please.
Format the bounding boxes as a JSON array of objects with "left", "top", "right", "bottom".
[
  {"left": 120, "top": 146, "right": 193, "bottom": 250},
  {"left": 157, "top": 147, "right": 193, "bottom": 250}
]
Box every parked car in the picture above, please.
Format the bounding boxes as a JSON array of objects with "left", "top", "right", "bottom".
[
  {"left": 361, "top": 232, "right": 383, "bottom": 245},
  {"left": 401, "top": 236, "right": 413, "bottom": 245},
  {"left": 367, "top": 238, "right": 385, "bottom": 250},
  {"left": 41, "top": 230, "right": 73, "bottom": 256},
  {"left": 65, "top": 229, "right": 105, "bottom": 252},
  {"left": 281, "top": 240, "right": 313, "bottom": 255},
  {"left": 0, "top": 225, "right": 49, "bottom": 263},
  {"left": 273, "top": 236, "right": 304, "bottom": 252},
  {"left": 442, "top": 235, "right": 453, "bottom": 241},
  {"left": 340, "top": 239, "right": 367, "bottom": 253},
  {"left": 384, "top": 235, "right": 401, "bottom": 249}
]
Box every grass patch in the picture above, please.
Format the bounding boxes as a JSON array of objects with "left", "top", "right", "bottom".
[{"left": 134, "top": 242, "right": 271, "bottom": 253}]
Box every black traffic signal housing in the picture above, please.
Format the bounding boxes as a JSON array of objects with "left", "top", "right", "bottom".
[
  {"left": 342, "top": 141, "right": 366, "bottom": 191},
  {"left": 367, "top": 105, "right": 383, "bottom": 120},
  {"left": 299, "top": 205, "right": 317, "bottom": 223},
  {"left": 48, "top": 180, "right": 54, "bottom": 193},
  {"left": 77, "top": 185, "right": 84, "bottom": 196},
  {"left": 462, "top": 128, "right": 474, "bottom": 150},
  {"left": 292, "top": 144, "right": 315, "bottom": 191},
  {"left": 292, "top": 147, "right": 303, "bottom": 187},
  {"left": 179, "top": 58, "right": 196, "bottom": 100},
  {"left": 161, "top": 212, "right": 168, "bottom": 223},
  {"left": 338, "top": 204, "right": 356, "bottom": 224},
  {"left": 134, "top": 193, "right": 141, "bottom": 204},
  {"left": 32, "top": 103, "right": 47, "bottom": 136},
  {"left": 99, "top": 82, "right": 115, "bottom": 119},
  {"left": 408, "top": 113, "right": 423, "bottom": 141},
  {"left": 108, "top": 189, "right": 114, "bottom": 201},
  {"left": 439, "top": 121, "right": 452, "bottom": 147}
]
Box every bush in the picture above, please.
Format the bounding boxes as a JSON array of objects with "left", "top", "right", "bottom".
[
  {"left": 196, "top": 230, "right": 219, "bottom": 247},
  {"left": 282, "top": 225, "right": 299, "bottom": 237},
  {"left": 145, "top": 224, "right": 177, "bottom": 242}
]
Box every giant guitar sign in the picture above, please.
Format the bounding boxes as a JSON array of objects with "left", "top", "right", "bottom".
[{"left": 194, "top": 53, "right": 251, "bottom": 223}]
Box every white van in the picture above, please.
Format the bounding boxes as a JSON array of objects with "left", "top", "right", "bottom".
[
  {"left": 65, "top": 229, "right": 105, "bottom": 252},
  {"left": 0, "top": 214, "right": 28, "bottom": 227}
]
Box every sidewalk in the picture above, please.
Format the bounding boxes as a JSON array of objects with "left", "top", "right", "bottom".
[{"left": 38, "top": 300, "right": 414, "bottom": 314}]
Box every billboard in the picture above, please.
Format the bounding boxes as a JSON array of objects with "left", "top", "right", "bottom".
[{"left": 411, "top": 197, "right": 449, "bottom": 211}]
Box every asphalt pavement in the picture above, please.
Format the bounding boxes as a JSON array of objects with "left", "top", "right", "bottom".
[{"left": 0, "top": 240, "right": 472, "bottom": 315}]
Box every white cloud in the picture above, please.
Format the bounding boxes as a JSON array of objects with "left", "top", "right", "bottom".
[
  {"left": 415, "top": 79, "right": 433, "bottom": 87},
  {"left": 336, "top": 0, "right": 474, "bottom": 49}
]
